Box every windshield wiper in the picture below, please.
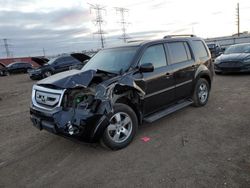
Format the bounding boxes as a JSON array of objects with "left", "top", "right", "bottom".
[{"left": 96, "top": 69, "right": 118, "bottom": 75}]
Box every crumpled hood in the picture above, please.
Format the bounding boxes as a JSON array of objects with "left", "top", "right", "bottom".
[
  {"left": 217, "top": 53, "right": 250, "bottom": 62},
  {"left": 37, "top": 69, "right": 98, "bottom": 89}
]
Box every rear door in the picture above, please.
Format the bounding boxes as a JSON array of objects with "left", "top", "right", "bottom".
[
  {"left": 135, "top": 43, "right": 175, "bottom": 115},
  {"left": 166, "top": 41, "right": 195, "bottom": 100}
]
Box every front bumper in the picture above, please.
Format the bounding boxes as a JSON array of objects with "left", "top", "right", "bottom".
[
  {"left": 29, "top": 72, "right": 43, "bottom": 80},
  {"left": 30, "top": 105, "right": 109, "bottom": 142},
  {"left": 214, "top": 63, "right": 250, "bottom": 73}
]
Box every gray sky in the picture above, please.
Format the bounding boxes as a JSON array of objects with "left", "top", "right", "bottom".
[{"left": 0, "top": 0, "right": 250, "bottom": 58}]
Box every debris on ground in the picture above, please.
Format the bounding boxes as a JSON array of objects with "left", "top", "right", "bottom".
[
  {"left": 141, "top": 137, "right": 150, "bottom": 142},
  {"left": 182, "top": 136, "right": 189, "bottom": 146}
]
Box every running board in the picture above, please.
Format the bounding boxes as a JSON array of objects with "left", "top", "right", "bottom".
[{"left": 143, "top": 99, "right": 193, "bottom": 123}]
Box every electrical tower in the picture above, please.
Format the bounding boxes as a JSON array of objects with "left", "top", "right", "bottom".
[
  {"left": 115, "top": 7, "right": 130, "bottom": 43},
  {"left": 89, "top": 3, "right": 106, "bottom": 48},
  {"left": 3, "top": 38, "right": 11, "bottom": 57},
  {"left": 236, "top": 3, "right": 240, "bottom": 37}
]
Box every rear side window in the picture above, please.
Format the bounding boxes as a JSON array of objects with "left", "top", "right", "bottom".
[
  {"left": 139, "top": 44, "right": 167, "bottom": 68},
  {"left": 167, "top": 42, "right": 191, "bottom": 64},
  {"left": 192, "top": 40, "right": 209, "bottom": 58}
]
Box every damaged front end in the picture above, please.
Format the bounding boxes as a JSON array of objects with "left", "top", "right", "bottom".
[
  {"left": 30, "top": 70, "right": 116, "bottom": 142},
  {"left": 30, "top": 68, "right": 145, "bottom": 142}
]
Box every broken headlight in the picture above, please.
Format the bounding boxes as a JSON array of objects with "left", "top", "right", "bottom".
[{"left": 62, "top": 89, "right": 95, "bottom": 110}]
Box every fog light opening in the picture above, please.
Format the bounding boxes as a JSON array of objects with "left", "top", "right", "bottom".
[{"left": 67, "top": 121, "right": 79, "bottom": 135}]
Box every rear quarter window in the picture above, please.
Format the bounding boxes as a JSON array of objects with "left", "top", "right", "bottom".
[{"left": 192, "top": 40, "right": 209, "bottom": 59}]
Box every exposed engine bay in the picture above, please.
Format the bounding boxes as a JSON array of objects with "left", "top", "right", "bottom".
[{"left": 30, "top": 68, "right": 144, "bottom": 142}]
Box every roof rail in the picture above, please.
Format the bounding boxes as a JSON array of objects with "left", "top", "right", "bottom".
[
  {"left": 127, "top": 40, "right": 145, "bottom": 43},
  {"left": 163, "top": 34, "right": 196, "bottom": 39}
]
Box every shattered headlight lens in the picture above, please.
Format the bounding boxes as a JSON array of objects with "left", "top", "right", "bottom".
[{"left": 63, "top": 89, "right": 95, "bottom": 110}]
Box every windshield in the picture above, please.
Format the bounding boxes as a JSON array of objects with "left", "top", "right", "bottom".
[
  {"left": 224, "top": 44, "right": 250, "bottom": 54},
  {"left": 6, "top": 63, "right": 16, "bottom": 67},
  {"left": 82, "top": 47, "right": 138, "bottom": 74},
  {"left": 46, "top": 57, "right": 58, "bottom": 65}
]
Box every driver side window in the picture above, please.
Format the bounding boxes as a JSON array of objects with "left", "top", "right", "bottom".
[{"left": 139, "top": 44, "right": 167, "bottom": 69}]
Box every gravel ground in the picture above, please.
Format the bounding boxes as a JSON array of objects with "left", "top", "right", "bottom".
[{"left": 0, "top": 73, "right": 250, "bottom": 188}]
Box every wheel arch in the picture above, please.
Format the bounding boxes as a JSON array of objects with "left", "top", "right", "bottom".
[
  {"left": 194, "top": 64, "right": 212, "bottom": 89},
  {"left": 114, "top": 91, "right": 143, "bottom": 125}
]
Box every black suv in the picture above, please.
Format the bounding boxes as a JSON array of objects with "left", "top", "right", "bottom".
[
  {"left": 30, "top": 36, "right": 214, "bottom": 150},
  {"left": 206, "top": 42, "right": 222, "bottom": 59},
  {"left": 28, "top": 53, "right": 90, "bottom": 80}
]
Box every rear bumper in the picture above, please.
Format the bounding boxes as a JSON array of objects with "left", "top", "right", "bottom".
[{"left": 30, "top": 106, "right": 109, "bottom": 142}]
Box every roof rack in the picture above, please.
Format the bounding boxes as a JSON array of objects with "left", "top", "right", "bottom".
[
  {"left": 127, "top": 40, "right": 145, "bottom": 43},
  {"left": 163, "top": 34, "right": 196, "bottom": 39}
]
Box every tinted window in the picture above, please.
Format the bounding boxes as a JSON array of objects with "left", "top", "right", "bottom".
[
  {"left": 139, "top": 44, "right": 167, "bottom": 68},
  {"left": 184, "top": 42, "right": 192, "bottom": 60},
  {"left": 167, "top": 42, "right": 191, "bottom": 64},
  {"left": 60, "top": 57, "right": 74, "bottom": 62},
  {"left": 192, "top": 40, "right": 209, "bottom": 58},
  {"left": 57, "top": 57, "right": 73, "bottom": 65}
]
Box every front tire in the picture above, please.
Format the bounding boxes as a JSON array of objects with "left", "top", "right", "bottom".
[
  {"left": 101, "top": 103, "right": 138, "bottom": 150},
  {"left": 192, "top": 78, "right": 210, "bottom": 107},
  {"left": 43, "top": 70, "right": 52, "bottom": 78}
]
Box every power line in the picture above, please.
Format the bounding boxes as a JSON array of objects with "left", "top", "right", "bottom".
[
  {"left": 89, "top": 3, "right": 107, "bottom": 48},
  {"left": 115, "top": 7, "right": 131, "bottom": 42}
]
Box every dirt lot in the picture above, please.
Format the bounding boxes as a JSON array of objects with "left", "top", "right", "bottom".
[{"left": 0, "top": 73, "right": 250, "bottom": 188}]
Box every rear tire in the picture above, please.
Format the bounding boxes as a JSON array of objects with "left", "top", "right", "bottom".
[
  {"left": 101, "top": 103, "right": 138, "bottom": 150},
  {"left": 192, "top": 78, "right": 210, "bottom": 107}
]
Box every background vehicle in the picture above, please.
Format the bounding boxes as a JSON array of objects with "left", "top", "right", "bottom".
[
  {"left": 30, "top": 36, "right": 213, "bottom": 150},
  {"left": 206, "top": 42, "right": 223, "bottom": 59},
  {"left": 6, "top": 62, "right": 32, "bottom": 74},
  {"left": 0, "top": 63, "right": 8, "bottom": 76},
  {"left": 28, "top": 53, "right": 90, "bottom": 80},
  {"left": 214, "top": 43, "right": 250, "bottom": 74}
]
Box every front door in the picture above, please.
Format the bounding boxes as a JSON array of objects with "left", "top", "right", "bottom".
[{"left": 134, "top": 44, "right": 176, "bottom": 115}]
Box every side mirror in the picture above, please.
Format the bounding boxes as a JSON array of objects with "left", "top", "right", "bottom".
[{"left": 139, "top": 63, "right": 154, "bottom": 73}]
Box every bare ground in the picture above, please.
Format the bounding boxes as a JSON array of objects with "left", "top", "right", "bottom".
[{"left": 0, "top": 73, "right": 250, "bottom": 188}]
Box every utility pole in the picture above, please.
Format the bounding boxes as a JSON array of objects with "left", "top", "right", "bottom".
[
  {"left": 89, "top": 3, "right": 106, "bottom": 48},
  {"left": 3, "top": 38, "right": 11, "bottom": 57},
  {"left": 115, "top": 7, "right": 130, "bottom": 43},
  {"left": 236, "top": 3, "right": 240, "bottom": 37},
  {"left": 43, "top": 48, "right": 46, "bottom": 57}
]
